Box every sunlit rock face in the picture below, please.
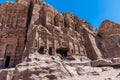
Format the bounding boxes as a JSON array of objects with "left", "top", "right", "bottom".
[
  {"left": 23, "top": 1, "right": 101, "bottom": 61},
  {"left": 0, "top": 0, "right": 97, "bottom": 68},
  {"left": 97, "top": 20, "right": 120, "bottom": 59},
  {"left": 0, "top": 0, "right": 120, "bottom": 78},
  {"left": 1, "top": 0, "right": 120, "bottom": 80},
  {"left": 0, "top": 2, "right": 29, "bottom": 68}
]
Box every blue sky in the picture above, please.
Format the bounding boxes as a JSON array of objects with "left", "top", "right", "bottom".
[
  {"left": 0, "top": 0, "right": 15, "bottom": 3},
  {"left": 0, "top": 0, "right": 120, "bottom": 28}
]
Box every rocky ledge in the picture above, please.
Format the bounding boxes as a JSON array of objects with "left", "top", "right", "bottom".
[
  {"left": 0, "top": 0, "right": 120, "bottom": 80},
  {"left": 1, "top": 52, "right": 120, "bottom": 80}
]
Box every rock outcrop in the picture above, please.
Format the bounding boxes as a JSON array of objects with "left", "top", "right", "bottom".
[
  {"left": 4, "top": 52, "right": 120, "bottom": 80},
  {"left": 0, "top": 2, "right": 29, "bottom": 68},
  {"left": 0, "top": 0, "right": 120, "bottom": 80},
  {"left": 95, "top": 20, "right": 120, "bottom": 66},
  {"left": 0, "top": 0, "right": 100, "bottom": 68}
]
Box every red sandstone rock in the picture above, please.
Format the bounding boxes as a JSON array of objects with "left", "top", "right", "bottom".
[
  {"left": 0, "top": 0, "right": 120, "bottom": 69},
  {"left": 0, "top": 0, "right": 120, "bottom": 80}
]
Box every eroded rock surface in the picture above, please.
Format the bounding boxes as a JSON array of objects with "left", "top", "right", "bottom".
[
  {"left": 0, "top": 0, "right": 120, "bottom": 80},
  {"left": 6, "top": 52, "right": 120, "bottom": 80},
  {"left": 0, "top": 2, "right": 29, "bottom": 68},
  {"left": 96, "top": 20, "right": 120, "bottom": 66},
  {"left": 0, "top": 0, "right": 99, "bottom": 68},
  {"left": 0, "top": 68, "right": 14, "bottom": 80}
]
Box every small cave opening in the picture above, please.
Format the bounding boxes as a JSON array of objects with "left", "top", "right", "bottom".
[
  {"left": 49, "top": 47, "right": 52, "bottom": 55},
  {"left": 97, "top": 33, "right": 102, "bottom": 38},
  {"left": 38, "top": 46, "right": 44, "bottom": 54},
  {"left": 56, "top": 48, "right": 68, "bottom": 59},
  {"left": 4, "top": 56, "right": 11, "bottom": 68}
]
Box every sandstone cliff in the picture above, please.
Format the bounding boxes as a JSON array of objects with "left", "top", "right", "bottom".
[{"left": 0, "top": 0, "right": 120, "bottom": 80}]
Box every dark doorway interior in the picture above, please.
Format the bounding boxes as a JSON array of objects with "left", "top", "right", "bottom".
[
  {"left": 5, "top": 56, "right": 10, "bottom": 68},
  {"left": 49, "top": 47, "right": 52, "bottom": 55},
  {"left": 38, "top": 46, "right": 44, "bottom": 54},
  {"left": 56, "top": 48, "right": 68, "bottom": 59}
]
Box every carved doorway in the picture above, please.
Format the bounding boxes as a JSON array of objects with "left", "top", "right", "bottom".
[
  {"left": 49, "top": 47, "right": 52, "bottom": 55},
  {"left": 4, "top": 56, "right": 10, "bottom": 68},
  {"left": 38, "top": 46, "right": 44, "bottom": 54},
  {"left": 56, "top": 48, "right": 68, "bottom": 59}
]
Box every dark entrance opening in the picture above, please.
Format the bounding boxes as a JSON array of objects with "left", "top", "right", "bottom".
[
  {"left": 5, "top": 56, "right": 10, "bottom": 68},
  {"left": 49, "top": 47, "right": 52, "bottom": 55},
  {"left": 38, "top": 46, "right": 44, "bottom": 54},
  {"left": 56, "top": 48, "right": 68, "bottom": 59}
]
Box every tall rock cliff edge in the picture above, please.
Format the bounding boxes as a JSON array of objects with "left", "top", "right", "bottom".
[{"left": 0, "top": 0, "right": 120, "bottom": 80}]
